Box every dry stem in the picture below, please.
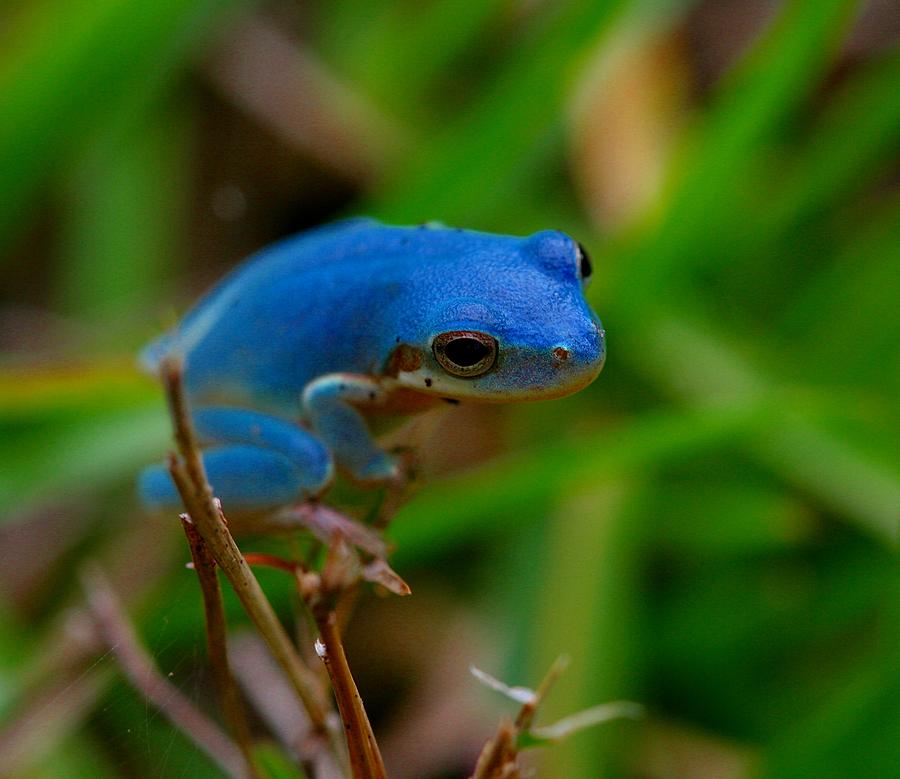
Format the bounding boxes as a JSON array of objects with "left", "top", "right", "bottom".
[
  {"left": 514, "top": 655, "right": 568, "bottom": 733},
  {"left": 246, "top": 546, "right": 388, "bottom": 778},
  {"left": 242, "top": 544, "right": 388, "bottom": 778},
  {"left": 162, "top": 357, "right": 401, "bottom": 777},
  {"left": 315, "top": 610, "right": 387, "bottom": 779},
  {"left": 81, "top": 565, "right": 248, "bottom": 779},
  {"left": 181, "top": 517, "right": 261, "bottom": 779},
  {"left": 314, "top": 538, "right": 387, "bottom": 778},
  {"left": 161, "top": 360, "right": 331, "bottom": 740},
  {"left": 469, "top": 657, "right": 569, "bottom": 779},
  {"left": 469, "top": 719, "right": 518, "bottom": 779}
]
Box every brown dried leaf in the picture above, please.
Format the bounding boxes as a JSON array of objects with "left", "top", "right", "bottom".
[
  {"left": 362, "top": 558, "right": 411, "bottom": 596},
  {"left": 274, "top": 503, "right": 388, "bottom": 557}
]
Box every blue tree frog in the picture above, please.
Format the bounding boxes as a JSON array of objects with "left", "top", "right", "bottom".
[{"left": 140, "top": 218, "right": 605, "bottom": 511}]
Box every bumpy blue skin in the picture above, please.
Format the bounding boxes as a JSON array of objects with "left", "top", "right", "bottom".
[{"left": 140, "top": 218, "right": 606, "bottom": 510}]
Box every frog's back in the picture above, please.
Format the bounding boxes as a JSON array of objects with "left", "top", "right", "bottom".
[
  {"left": 140, "top": 218, "right": 392, "bottom": 406},
  {"left": 141, "top": 218, "right": 377, "bottom": 368},
  {"left": 141, "top": 218, "right": 549, "bottom": 414}
]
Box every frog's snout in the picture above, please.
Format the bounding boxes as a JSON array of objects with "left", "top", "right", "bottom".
[
  {"left": 546, "top": 318, "right": 606, "bottom": 392},
  {"left": 549, "top": 339, "right": 604, "bottom": 373},
  {"left": 559, "top": 319, "right": 605, "bottom": 365}
]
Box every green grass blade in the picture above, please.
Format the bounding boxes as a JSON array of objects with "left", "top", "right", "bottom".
[
  {"left": 778, "top": 197, "right": 900, "bottom": 391},
  {"left": 0, "top": 404, "right": 169, "bottom": 519},
  {"left": 390, "top": 403, "right": 764, "bottom": 563},
  {"left": 55, "top": 106, "right": 191, "bottom": 327},
  {"left": 616, "top": 0, "right": 862, "bottom": 303},
  {"left": 369, "top": 0, "right": 638, "bottom": 225},
  {"left": 756, "top": 603, "right": 900, "bottom": 779},
  {"left": 751, "top": 48, "right": 900, "bottom": 252},
  {"left": 0, "top": 0, "right": 243, "bottom": 255},
  {"left": 631, "top": 312, "right": 900, "bottom": 541},
  {"left": 528, "top": 481, "right": 645, "bottom": 777},
  {"left": 320, "top": 0, "right": 508, "bottom": 115}
]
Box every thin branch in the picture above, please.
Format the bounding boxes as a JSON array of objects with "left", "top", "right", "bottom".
[
  {"left": 468, "top": 657, "right": 641, "bottom": 777},
  {"left": 238, "top": 543, "right": 395, "bottom": 778},
  {"left": 181, "top": 517, "right": 261, "bottom": 779},
  {"left": 160, "top": 358, "right": 405, "bottom": 777},
  {"left": 81, "top": 565, "right": 247, "bottom": 779},
  {"left": 229, "top": 631, "right": 346, "bottom": 779},
  {"left": 469, "top": 719, "right": 518, "bottom": 779},
  {"left": 514, "top": 655, "right": 568, "bottom": 733},
  {"left": 306, "top": 537, "right": 388, "bottom": 779},
  {"left": 161, "top": 359, "right": 331, "bottom": 741},
  {"left": 314, "top": 611, "right": 387, "bottom": 779},
  {"left": 469, "top": 657, "right": 568, "bottom": 778}
]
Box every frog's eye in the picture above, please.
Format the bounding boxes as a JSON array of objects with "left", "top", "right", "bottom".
[
  {"left": 432, "top": 331, "right": 498, "bottom": 378},
  {"left": 576, "top": 241, "right": 592, "bottom": 285}
]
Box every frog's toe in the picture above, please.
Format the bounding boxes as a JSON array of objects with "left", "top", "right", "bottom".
[
  {"left": 353, "top": 451, "right": 401, "bottom": 484},
  {"left": 386, "top": 446, "right": 418, "bottom": 486}
]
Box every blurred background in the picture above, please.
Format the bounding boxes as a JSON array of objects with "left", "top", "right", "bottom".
[{"left": 1, "top": 0, "right": 898, "bottom": 777}]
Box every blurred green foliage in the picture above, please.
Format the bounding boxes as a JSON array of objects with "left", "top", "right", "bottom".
[{"left": 0, "top": 0, "right": 897, "bottom": 777}]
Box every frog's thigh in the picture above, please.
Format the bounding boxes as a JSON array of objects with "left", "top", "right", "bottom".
[
  {"left": 302, "top": 373, "right": 398, "bottom": 483},
  {"left": 139, "top": 407, "right": 333, "bottom": 509}
]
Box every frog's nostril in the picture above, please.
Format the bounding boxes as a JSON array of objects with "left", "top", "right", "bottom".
[{"left": 552, "top": 346, "right": 571, "bottom": 362}]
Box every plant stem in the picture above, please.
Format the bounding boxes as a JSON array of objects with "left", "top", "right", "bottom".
[
  {"left": 161, "top": 360, "right": 331, "bottom": 741},
  {"left": 469, "top": 657, "right": 567, "bottom": 778},
  {"left": 81, "top": 565, "right": 248, "bottom": 779},
  {"left": 315, "top": 609, "right": 387, "bottom": 779},
  {"left": 514, "top": 655, "right": 568, "bottom": 733},
  {"left": 469, "top": 719, "right": 517, "bottom": 779},
  {"left": 181, "top": 517, "right": 261, "bottom": 779}
]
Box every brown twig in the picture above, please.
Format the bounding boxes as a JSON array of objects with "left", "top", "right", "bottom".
[
  {"left": 468, "top": 657, "right": 569, "bottom": 779},
  {"left": 314, "top": 610, "right": 387, "bottom": 779},
  {"left": 181, "top": 517, "right": 261, "bottom": 779},
  {"left": 81, "top": 565, "right": 248, "bottom": 779},
  {"left": 514, "top": 655, "right": 568, "bottom": 733},
  {"left": 161, "top": 359, "right": 331, "bottom": 743},
  {"left": 228, "top": 632, "right": 347, "bottom": 779},
  {"left": 469, "top": 719, "right": 519, "bottom": 779},
  {"left": 160, "top": 358, "right": 406, "bottom": 777},
  {"left": 242, "top": 546, "right": 386, "bottom": 777},
  {"left": 240, "top": 544, "right": 394, "bottom": 777},
  {"left": 291, "top": 537, "right": 387, "bottom": 779}
]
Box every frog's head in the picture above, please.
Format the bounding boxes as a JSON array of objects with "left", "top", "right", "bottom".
[{"left": 386, "top": 228, "right": 605, "bottom": 402}]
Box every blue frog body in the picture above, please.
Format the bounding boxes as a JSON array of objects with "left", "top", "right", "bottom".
[{"left": 140, "top": 218, "right": 605, "bottom": 510}]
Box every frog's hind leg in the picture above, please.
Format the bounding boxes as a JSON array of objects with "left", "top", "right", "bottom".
[{"left": 139, "top": 407, "right": 333, "bottom": 510}]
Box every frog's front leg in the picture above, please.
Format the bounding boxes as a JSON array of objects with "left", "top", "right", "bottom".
[
  {"left": 302, "top": 373, "right": 400, "bottom": 484},
  {"left": 139, "top": 407, "right": 333, "bottom": 510}
]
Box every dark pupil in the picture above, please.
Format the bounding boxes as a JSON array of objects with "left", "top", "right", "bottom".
[
  {"left": 577, "top": 242, "right": 592, "bottom": 278},
  {"left": 444, "top": 337, "right": 489, "bottom": 367}
]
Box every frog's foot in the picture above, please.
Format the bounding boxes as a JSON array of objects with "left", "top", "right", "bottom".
[
  {"left": 303, "top": 372, "right": 407, "bottom": 487},
  {"left": 352, "top": 449, "right": 403, "bottom": 485},
  {"left": 139, "top": 407, "right": 333, "bottom": 511}
]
